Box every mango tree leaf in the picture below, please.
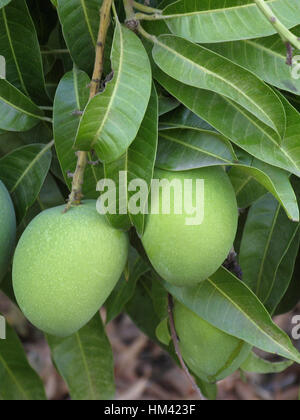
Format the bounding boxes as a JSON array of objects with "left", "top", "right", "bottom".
[
  {"left": 153, "top": 66, "right": 300, "bottom": 177},
  {"left": 75, "top": 21, "right": 152, "bottom": 163},
  {"left": 47, "top": 313, "right": 115, "bottom": 401},
  {"left": 0, "top": 319, "right": 46, "bottom": 400},
  {"left": 229, "top": 167, "right": 267, "bottom": 209},
  {"left": 162, "top": 0, "right": 300, "bottom": 43},
  {"left": 152, "top": 35, "right": 285, "bottom": 138},
  {"left": 156, "top": 127, "right": 236, "bottom": 170},
  {"left": 106, "top": 252, "right": 150, "bottom": 324},
  {"left": 0, "top": 79, "right": 45, "bottom": 131},
  {"left": 159, "top": 105, "right": 217, "bottom": 132},
  {"left": 241, "top": 351, "right": 293, "bottom": 374},
  {"left": 0, "top": 0, "right": 48, "bottom": 103},
  {"left": 233, "top": 158, "right": 299, "bottom": 221},
  {"left": 164, "top": 267, "right": 300, "bottom": 363},
  {"left": 240, "top": 194, "right": 300, "bottom": 314},
  {"left": 207, "top": 26, "right": 300, "bottom": 95},
  {"left": 101, "top": 84, "right": 158, "bottom": 233},
  {"left": 276, "top": 241, "right": 300, "bottom": 315},
  {"left": 0, "top": 142, "right": 53, "bottom": 222},
  {"left": 53, "top": 68, "right": 104, "bottom": 199},
  {"left": 57, "top": 0, "right": 103, "bottom": 75},
  {"left": 0, "top": 0, "right": 11, "bottom": 9}
]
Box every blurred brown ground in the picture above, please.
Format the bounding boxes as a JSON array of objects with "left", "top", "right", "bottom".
[{"left": 1, "top": 292, "right": 299, "bottom": 400}]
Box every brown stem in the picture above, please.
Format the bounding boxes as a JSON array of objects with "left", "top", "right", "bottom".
[
  {"left": 64, "top": 0, "right": 113, "bottom": 212},
  {"left": 167, "top": 294, "right": 205, "bottom": 400}
]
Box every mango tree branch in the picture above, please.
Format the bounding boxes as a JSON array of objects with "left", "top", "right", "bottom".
[
  {"left": 254, "top": 0, "right": 300, "bottom": 51},
  {"left": 64, "top": 0, "right": 113, "bottom": 213},
  {"left": 168, "top": 294, "right": 205, "bottom": 400}
]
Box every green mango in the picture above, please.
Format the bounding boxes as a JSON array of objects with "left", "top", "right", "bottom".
[
  {"left": 142, "top": 167, "right": 238, "bottom": 286},
  {"left": 0, "top": 180, "right": 16, "bottom": 283},
  {"left": 174, "top": 301, "right": 252, "bottom": 383},
  {"left": 13, "top": 201, "right": 128, "bottom": 337}
]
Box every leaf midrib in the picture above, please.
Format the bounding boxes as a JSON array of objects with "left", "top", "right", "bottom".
[{"left": 80, "top": 0, "right": 96, "bottom": 46}]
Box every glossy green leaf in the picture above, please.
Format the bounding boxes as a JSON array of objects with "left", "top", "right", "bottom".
[
  {"left": 53, "top": 68, "right": 104, "bottom": 199},
  {"left": 47, "top": 314, "right": 115, "bottom": 401},
  {"left": 162, "top": 0, "right": 300, "bottom": 43},
  {"left": 229, "top": 167, "right": 267, "bottom": 209},
  {"left": 241, "top": 351, "right": 293, "bottom": 374},
  {"left": 0, "top": 0, "right": 48, "bottom": 103},
  {"left": 240, "top": 194, "right": 300, "bottom": 313},
  {"left": 156, "top": 127, "right": 236, "bottom": 170},
  {"left": 233, "top": 157, "right": 299, "bottom": 221},
  {"left": 164, "top": 267, "right": 300, "bottom": 363},
  {"left": 0, "top": 142, "right": 53, "bottom": 222},
  {"left": 155, "top": 317, "right": 171, "bottom": 346},
  {"left": 154, "top": 67, "right": 300, "bottom": 176},
  {"left": 75, "top": 21, "right": 152, "bottom": 163},
  {"left": 152, "top": 35, "right": 285, "bottom": 138},
  {"left": 0, "top": 319, "right": 46, "bottom": 400},
  {"left": 207, "top": 26, "right": 300, "bottom": 95},
  {"left": 0, "top": 79, "right": 45, "bottom": 131},
  {"left": 276, "top": 239, "right": 300, "bottom": 315},
  {"left": 106, "top": 252, "right": 150, "bottom": 324},
  {"left": 159, "top": 105, "right": 217, "bottom": 132},
  {"left": 101, "top": 85, "right": 158, "bottom": 233},
  {"left": 57, "top": 0, "right": 103, "bottom": 74}
]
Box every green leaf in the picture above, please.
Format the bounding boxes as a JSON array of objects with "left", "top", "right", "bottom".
[
  {"left": 152, "top": 35, "right": 285, "bottom": 138},
  {"left": 57, "top": 0, "right": 103, "bottom": 75},
  {"left": 53, "top": 68, "right": 104, "bottom": 199},
  {"left": 0, "top": 0, "right": 11, "bottom": 8},
  {"left": 164, "top": 267, "right": 300, "bottom": 364},
  {"left": 0, "top": 0, "right": 48, "bottom": 103},
  {"left": 0, "top": 318, "right": 46, "bottom": 400},
  {"left": 229, "top": 167, "right": 267, "bottom": 209},
  {"left": 156, "top": 127, "right": 236, "bottom": 170},
  {"left": 75, "top": 21, "right": 152, "bottom": 163},
  {"left": 47, "top": 313, "right": 115, "bottom": 401},
  {"left": 159, "top": 105, "right": 217, "bottom": 132},
  {"left": 106, "top": 251, "right": 150, "bottom": 324},
  {"left": 155, "top": 317, "right": 171, "bottom": 346},
  {"left": 234, "top": 157, "right": 299, "bottom": 221},
  {"left": 240, "top": 194, "right": 300, "bottom": 313},
  {"left": 206, "top": 26, "right": 300, "bottom": 95},
  {"left": 162, "top": 0, "right": 300, "bottom": 43},
  {"left": 0, "top": 79, "right": 45, "bottom": 131},
  {"left": 0, "top": 142, "right": 53, "bottom": 222},
  {"left": 276, "top": 236, "right": 300, "bottom": 315},
  {"left": 101, "top": 84, "right": 158, "bottom": 233},
  {"left": 153, "top": 67, "right": 300, "bottom": 176},
  {"left": 241, "top": 352, "right": 293, "bottom": 374}
]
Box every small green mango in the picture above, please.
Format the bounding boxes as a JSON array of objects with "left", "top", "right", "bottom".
[
  {"left": 0, "top": 180, "right": 16, "bottom": 283},
  {"left": 142, "top": 167, "right": 238, "bottom": 286},
  {"left": 13, "top": 201, "right": 128, "bottom": 337},
  {"left": 174, "top": 301, "right": 252, "bottom": 383}
]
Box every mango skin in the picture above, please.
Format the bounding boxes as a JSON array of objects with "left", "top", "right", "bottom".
[
  {"left": 174, "top": 302, "right": 251, "bottom": 383},
  {"left": 13, "top": 201, "right": 128, "bottom": 337},
  {"left": 142, "top": 167, "right": 238, "bottom": 286},
  {"left": 0, "top": 181, "right": 16, "bottom": 283}
]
